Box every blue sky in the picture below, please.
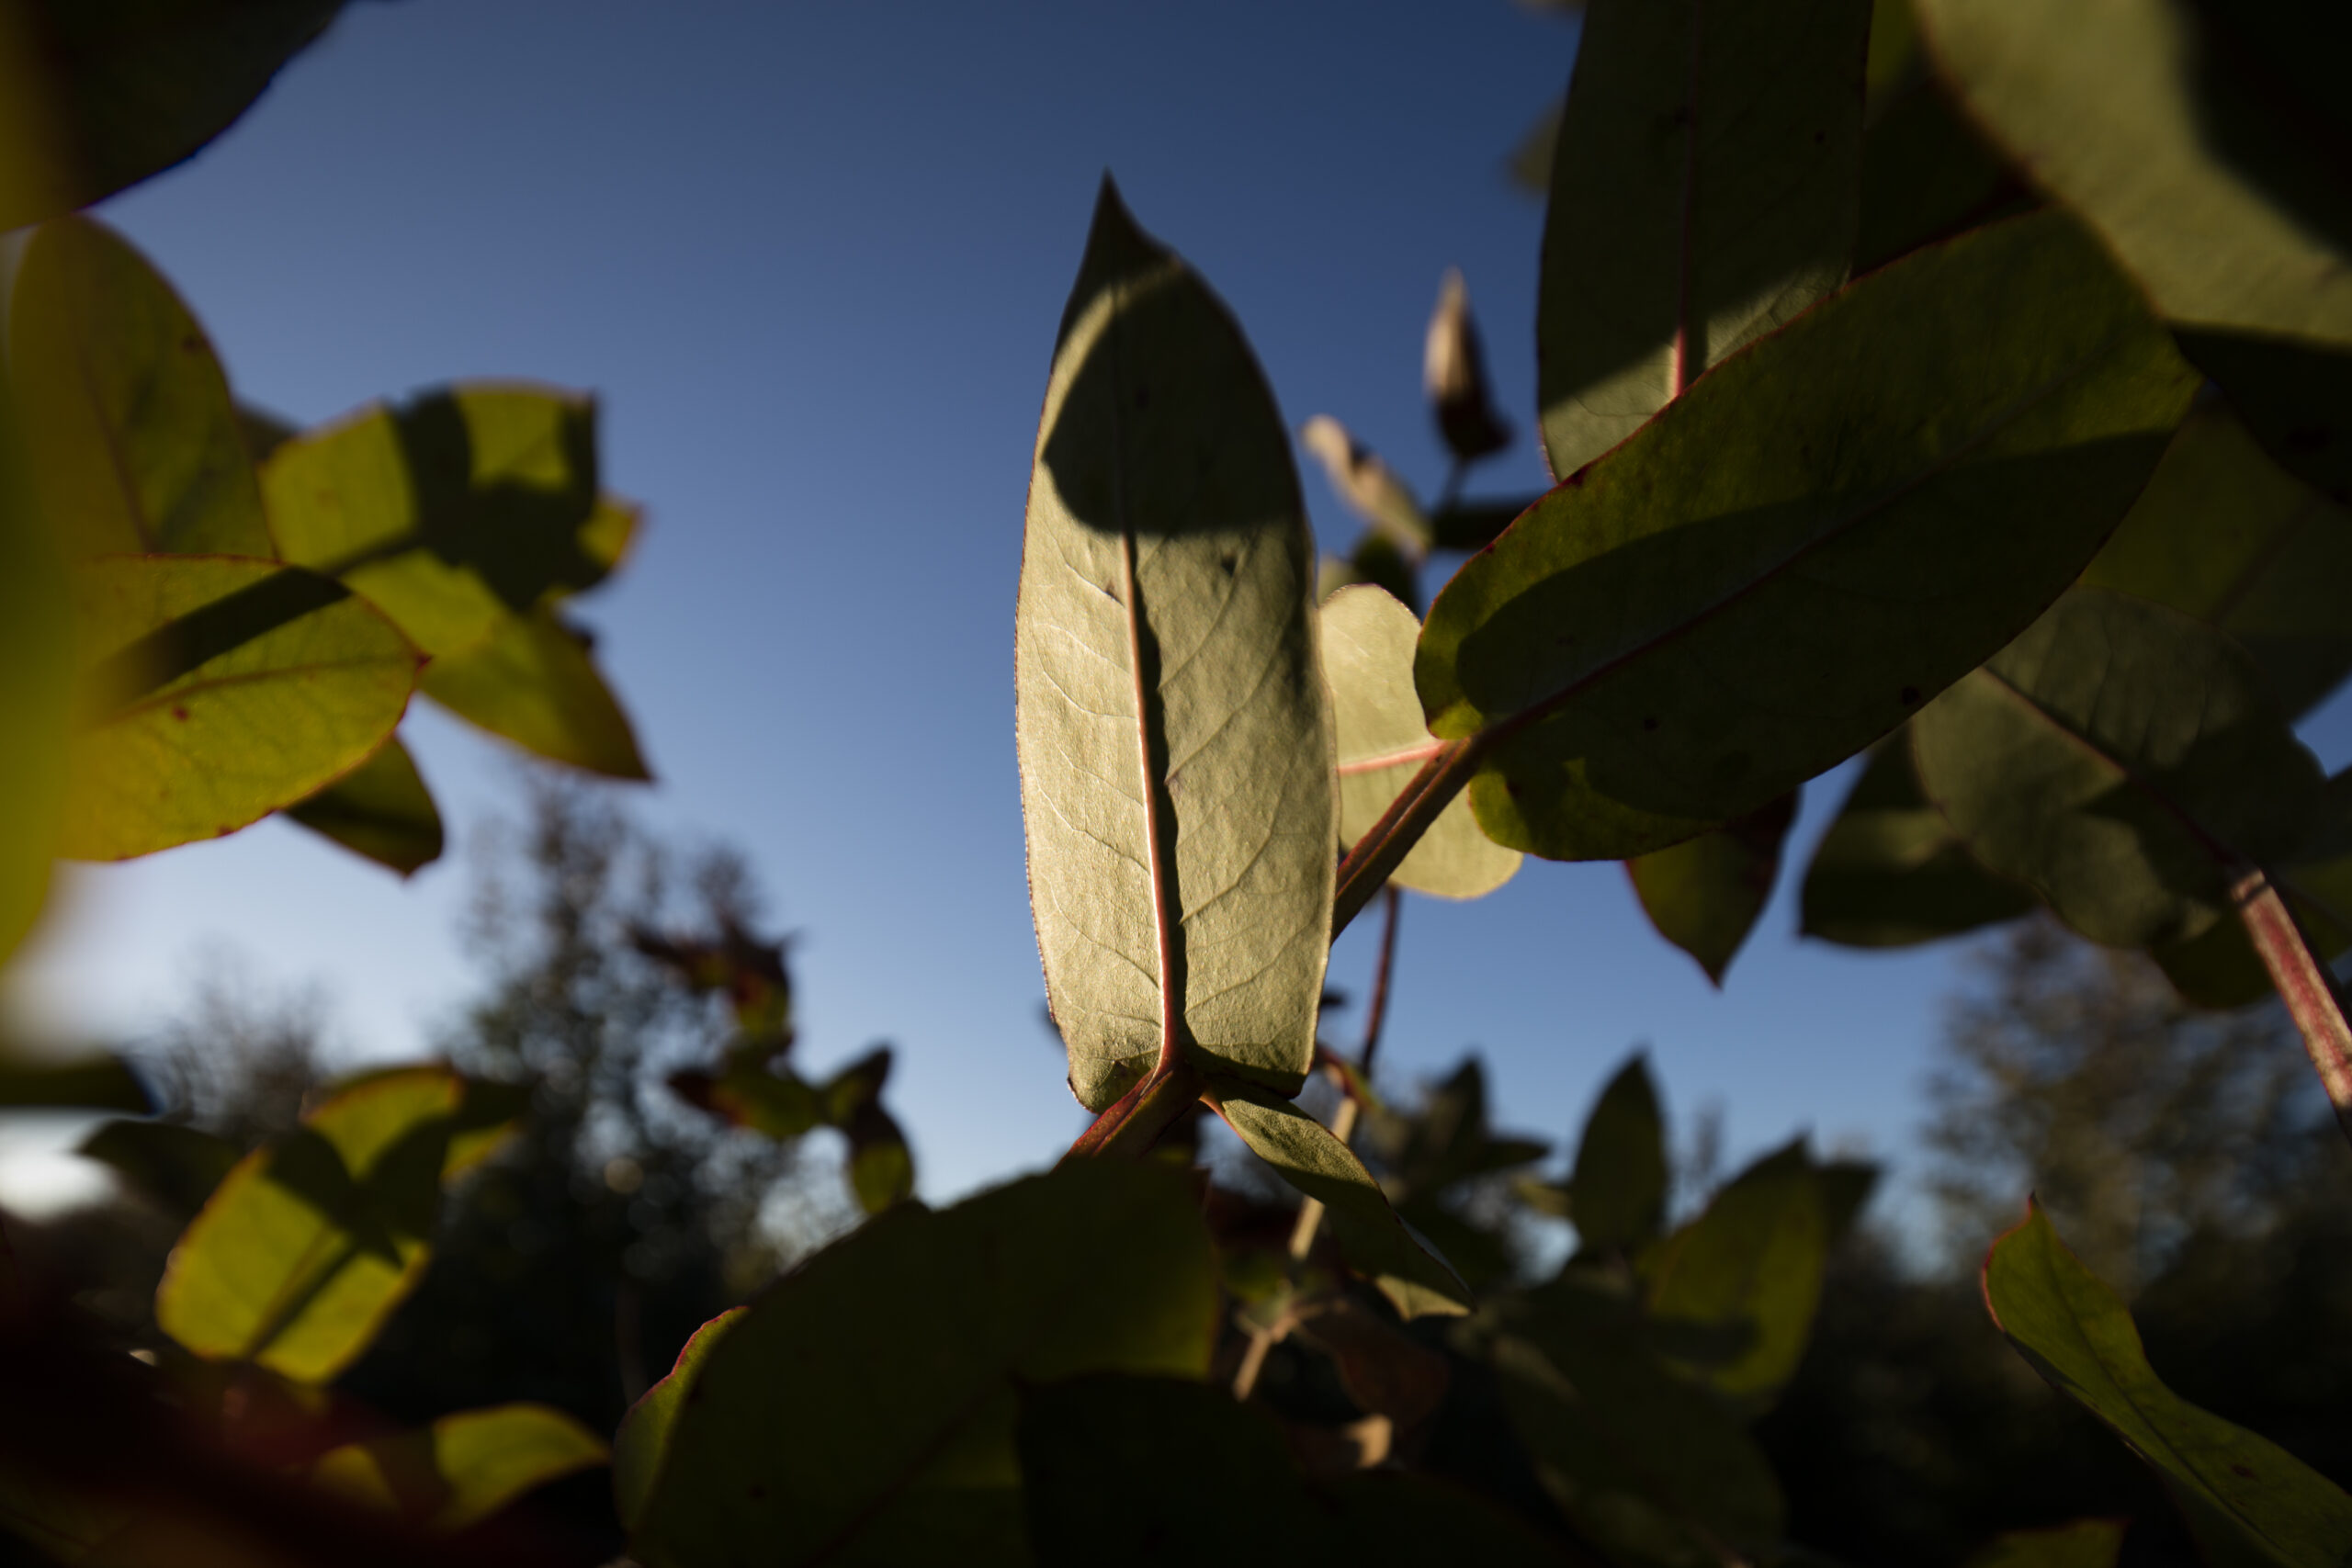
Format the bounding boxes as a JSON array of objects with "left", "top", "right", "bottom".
[{"left": 14, "top": 0, "right": 2341, "bottom": 1224}]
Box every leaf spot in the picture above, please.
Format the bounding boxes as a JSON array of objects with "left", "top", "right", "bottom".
[
  {"left": 171, "top": 705, "right": 189, "bottom": 721},
  {"left": 1899, "top": 685, "right": 1920, "bottom": 705},
  {"left": 2232, "top": 1464, "right": 2256, "bottom": 1479}
]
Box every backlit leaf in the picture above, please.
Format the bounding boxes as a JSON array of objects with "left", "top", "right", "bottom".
[
  {"left": 283, "top": 736, "right": 443, "bottom": 876},
  {"left": 418, "top": 606, "right": 649, "bottom": 779},
  {"left": 0, "top": 1053, "right": 150, "bottom": 1112},
  {"left": 1984, "top": 1201, "right": 2352, "bottom": 1567},
  {"left": 80, "top": 1119, "right": 238, "bottom": 1224},
  {"left": 1967, "top": 1519, "right": 2126, "bottom": 1568},
  {"left": 0, "top": 387, "right": 76, "bottom": 960},
  {"left": 62, "top": 555, "right": 420, "bottom": 861},
  {"left": 309, "top": 1404, "right": 606, "bottom": 1534},
  {"left": 1323, "top": 586, "right": 1518, "bottom": 901},
  {"left": 1854, "top": 0, "right": 2030, "bottom": 274},
  {"left": 1799, "top": 736, "right": 2035, "bottom": 948},
  {"left": 1419, "top": 212, "right": 2199, "bottom": 862},
  {"left": 1626, "top": 791, "right": 1797, "bottom": 984},
  {"left": 9, "top": 215, "right": 271, "bottom": 558},
  {"left": 613, "top": 1307, "right": 744, "bottom": 1534},
  {"left": 1537, "top": 0, "right": 1870, "bottom": 479},
  {"left": 631, "top": 1163, "right": 1219, "bottom": 1568},
  {"left": 1568, "top": 1054, "right": 1668, "bottom": 1255},
  {"left": 1015, "top": 180, "right": 1334, "bottom": 1111}
]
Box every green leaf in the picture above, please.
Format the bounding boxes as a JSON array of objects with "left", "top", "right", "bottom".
[
  {"left": 1427, "top": 495, "right": 1538, "bottom": 553},
  {"left": 1854, "top": 0, "right": 2031, "bottom": 276},
  {"left": 669, "top": 1064, "right": 823, "bottom": 1139},
  {"left": 1984, "top": 1201, "right": 2352, "bottom": 1567},
  {"left": 1324, "top": 586, "right": 1519, "bottom": 901},
  {"left": 61, "top": 555, "right": 421, "bottom": 861},
  {"left": 631, "top": 1162, "right": 1219, "bottom": 1568},
  {"left": 1799, "top": 736, "right": 2036, "bottom": 947},
  {"left": 283, "top": 736, "right": 443, "bottom": 876},
  {"left": 263, "top": 384, "right": 633, "bottom": 658},
  {"left": 823, "top": 1047, "right": 916, "bottom": 1213},
  {"left": 2083, "top": 405, "right": 2352, "bottom": 719},
  {"left": 155, "top": 1066, "right": 462, "bottom": 1383},
  {"left": 418, "top": 605, "right": 650, "bottom": 779},
  {"left": 1016, "top": 1374, "right": 1572, "bottom": 1567},
  {"left": 0, "top": 373, "right": 81, "bottom": 962},
  {"left": 0, "top": 0, "right": 341, "bottom": 228},
  {"left": 1965, "top": 1519, "right": 2127, "bottom": 1568},
  {"left": 309, "top": 1404, "right": 606, "bottom": 1534},
  {"left": 9, "top": 216, "right": 273, "bottom": 558},
  {"left": 1420, "top": 211, "right": 2200, "bottom": 862},
  {"left": 1568, "top": 1054, "right": 1668, "bottom": 1255},
  {"left": 0, "top": 1053, "right": 150, "bottom": 1112},
  {"left": 1209, "top": 1079, "right": 1471, "bottom": 1320},
  {"left": 79, "top": 1119, "right": 239, "bottom": 1224},
  {"left": 1627, "top": 791, "right": 1797, "bottom": 985},
  {"left": 1015, "top": 179, "right": 1334, "bottom": 1111},
  {"left": 1913, "top": 589, "right": 2324, "bottom": 951},
  {"left": 1536, "top": 0, "right": 1870, "bottom": 479},
  {"left": 613, "top": 1307, "right": 744, "bottom": 1535}
]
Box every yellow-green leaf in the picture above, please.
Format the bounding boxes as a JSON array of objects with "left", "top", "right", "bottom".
[
  {"left": 62, "top": 555, "right": 421, "bottom": 861},
  {"left": 283, "top": 736, "right": 443, "bottom": 875},
  {"left": 309, "top": 1404, "right": 606, "bottom": 1534},
  {"left": 0, "top": 397, "right": 70, "bottom": 961},
  {"left": 1967, "top": 1519, "right": 2126, "bottom": 1568},
  {"left": 1626, "top": 792, "right": 1796, "bottom": 985},
  {"left": 418, "top": 606, "right": 649, "bottom": 779}
]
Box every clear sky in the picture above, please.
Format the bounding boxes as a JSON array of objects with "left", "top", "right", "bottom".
[{"left": 13, "top": 1, "right": 2346, "bottom": 1224}]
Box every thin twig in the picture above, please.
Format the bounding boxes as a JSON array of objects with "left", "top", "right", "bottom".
[{"left": 2233, "top": 867, "right": 2352, "bottom": 1147}]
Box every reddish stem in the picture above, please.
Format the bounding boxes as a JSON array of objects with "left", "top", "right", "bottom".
[{"left": 2235, "top": 867, "right": 2352, "bottom": 1148}]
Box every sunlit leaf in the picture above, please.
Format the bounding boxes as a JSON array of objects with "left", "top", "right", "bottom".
[
  {"left": 1301, "top": 416, "right": 1430, "bottom": 555},
  {"left": 1913, "top": 589, "right": 2324, "bottom": 951},
  {"left": 1210, "top": 1079, "right": 1471, "bottom": 1320},
  {"left": 1984, "top": 1200, "right": 2352, "bottom": 1566},
  {"left": 1420, "top": 212, "right": 2199, "bottom": 862},
  {"left": 613, "top": 1307, "right": 744, "bottom": 1534},
  {"left": 1568, "top": 1054, "right": 1668, "bottom": 1255},
  {"left": 0, "top": 0, "right": 341, "bottom": 228},
  {"left": 80, "top": 1119, "right": 238, "bottom": 1224},
  {"left": 1799, "top": 737, "right": 2036, "bottom": 948},
  {"left": 1536, "top": 0, "right": 1870, "bottom": 479},
  {"left": 418, "top": 606, "right": 649, "bottom": 779},
  {"left": 1966, "top": 1519, "right": 2126, "bottom": 1568},
  {"left": 1323, "top": 586, "right": 1518, "bottom": 901},
  {"left": 62, "top": 555, "right": 421, "bottom": 861},
  {"left": 1627, "top": 792, "right": 1796, "bottom": 984},
  {"left": 283, "top": 736, "right": 443, "bottom": 876},
  {"left": 156, "top": 1066, "right": 462, "bottom": 1383},
  {"left": 631, "top": 1163, "right": 1219, "bottom": 1568},
  {"left": 309, "top": 1404, "right": 606, "bottom": 1534},
  {"left": 1015, "top": 179, "right": 1333, "bottom": 1111},
  {"left": 9, "top": 215, "right": 272, "bottom": 558}
]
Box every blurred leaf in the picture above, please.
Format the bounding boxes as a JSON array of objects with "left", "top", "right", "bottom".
[
  {"left": 419, "top": 605, "right": 649, "bottom": 779},
  {"left": 1302, "top": 415, "right": 1430, "bottom": 556},
  {"left": 1015, "top": 179, "right": 1332, "bottom": 1112},
  {"left": 156, "top": 1066, "right": 462, "bottom": 1383},
  {"left": 612, "top": 1306, "right": 743, "bottom": 1534},
  {"left": 2084, "top": 404, "right": 2352, "bottom": 719},
  {"left": 79, "top": 1119, "right": 236, "bottom": 1223},
  {"left": 1863, "top": 0, "right": 1920, "bottom": 111},
  {"left": 1984, "top": 1201, "right": 2352, "bottom": 1566},
  {"left": 1569, "top": 1054, "right": 1668, "bottom": 1254},
  {"left": 1536, "top": 0, "right": 1870, "bottom": 479},
  {"left": 1211, "top": 1079, "right": 1471, "bottom": 1321},
  {"left": 1427, "top": 495, "right": 1537, "bottom": 553},
  {"left": 0, "top": 0, "right": 341, "bottom": 228},
  {"left": 2151, "top": 773, "right": 2352, "bottom": 1008},
  {"left": 1915, "top": 0, "right": 2352, "bottom": 502},
  {"left": 632, "top": 1163, "right": 1219, "bottom": 1568},
  {"left": 1800, "top": 736, "right": 2036, "bottom": 948},
  {"left": 441, "top": 1076, "right": 530, "bottom": 1179},
  {"left": 1507, "top": 96, "right": 1562, "bottom": 196},
  {"left": 1627, "top": 791, "right": 1798, "bottom": 984},
  {"left": 822, "top": 1046, "right": 915, "bottom": 1213},
  {"left": 263, "top": 384, "right": 630, "bottom": 658},
  {"left": 62, "top": 555, "right": 420, "bottom": 861},
  {"left": 1017, "top": 1373, "right": 1571, "bottom": 1567},
  {"left": 1365, "top": 1057, "right": 1546, "bottom": 1294},
  {"left": 632, "top": 918, "right": 793, "bottom": 1051},
  {"left": 0, "top": 392, "right": 71, "bottom": 963},
  {"left": 1855, "top": 62, "right": 2031, "bottom": 273},
  {"left": 669, "top": 1065, "right": 822, "bottom": 1140},
  {"left": 0, "top": 1053, "right": 150, "bottom": 1111},
  {"left": 1323, "top": 586, "right": 1519, "bottom": 900},
  {"left": 1294, "top": 1297, "right": 1453, "bottom": 1434},
  {"left": 235, "top": 402, "right": 299, "bottom": 463},
  {"left": 1420, "top": 212, "right": 2199, "bottom": 863},
  {"left": 1966, "top": 1519, "right": 2127, "bottom": 1568},
  {"left": 1424, "top": 269, "right": 1512, "bottom": 464},
  {"left": 308, "top": 1403, "right": 605, "bottom": 1534},
  {"left": 283, "top": 736, "right": 443, "bottom": 876},
  {"left": 0, "top": 1464, "right": 123, "bottom": 1564},
  {"left": 1913, "top": 589, "right": 2324, "bottom": 951},
  {"left": 10, "top": 216, "right": 272, "bottom": 557}
]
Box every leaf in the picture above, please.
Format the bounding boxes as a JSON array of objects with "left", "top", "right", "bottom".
[
  {"left": 1419, "top": 211, "right": 2200, "bottom": 863},
  {"left": 263, "top": 384, "right": 632, "bottom": 659},
  {"left": 308, "top": 1404, "right": 606, "bottom": 1534},
  {"left": 1323, "top": 586, "right": 1519, "bottom": 900},
  {"left": 1799, "top": 736, "right": 2036, "bottom": 947},
  {"left": 1301, "top": 416, "right": 1430, "bottom": 554},
  {"left": 1015, "top": 179, "right": 1335, "bottom": 1112},
  {"left": 1536, "top": 0, "right": 1871, "bottom": 479},
  {"left": 613, "top": 1307, "right": 744, "bottom": 1535},
  {"left": 9, "top": 216, "right": 273, "bottom": 558},
  {"left": 1208, "top": 1079, "right": 1471, "bottom": 1320},
  {"left": 1427, "top": 495, "right": 1538, "bottom": 553},
  {"left": 283, "top": 736, "right": 443, "bottom": 875},
  {"left": 61, "top": 555, "right": 421, "bottom": 861},
  {"left": 823, "top": 1047, "right": 916, "bottom": 1213},
  {"left": 1913, "top": 589, "right": 2324, "bottom": 951},
  {"left": 1627, "top": 791, "right": 1798, "bottom": 984},
  {"left": 155, "top": 1066, "right": 462, "bottom": 1383},
  {"left": 1984, "top": 1200, "right": 2352, "bottom": 1567},
  {"left": 2083, "top": 405, "right": 2352, "bottom": 719},
  {"left": 418, "top": 605, "right": 650, "bottom": 779},
  {"left": 0, "top": 392, "right": 76, "bottom": 961},
  {"left": 1965, "top": 1519, "right": 2127, "bottom": 1568},
  {"left": 1568, "top": 1054, "right": 1668, "bottom": 1254},
  {"left": 1424, "top": 269, "right": 1512, "bottom": 464},
  {"left": 1016, "top": 1374, "right": 1571, "bottom": 1567},
  {"left": 1854, "top": 0, "right": 2032, "bottom": 275},
  {"left": 0, "top": 1053, "right": 150, "bottom": 1112},
  {"left": 630, "top": 1162, "right": 1219, "bottom": 1568},
  {"left": 80, "top": 1120, "right": 238, "bottom": 1224},
  {"left": 0, "top": 0, "right": 342, "bottom": 228}
]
